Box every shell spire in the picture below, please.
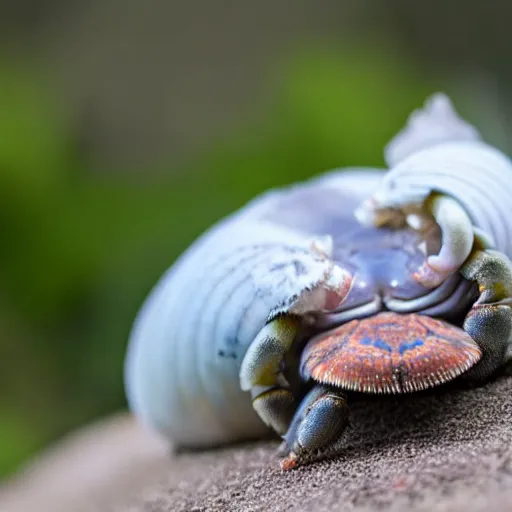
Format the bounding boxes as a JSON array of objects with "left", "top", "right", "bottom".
[
  {"left": 385, "top": 93, "right": 481, "bottom": 167},
  {"left": 356, "top": 93, "right": 512, "bottom": 262}
]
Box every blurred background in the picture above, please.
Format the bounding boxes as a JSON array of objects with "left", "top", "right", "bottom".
[{"left": 1, "top": 0, "right": 511, "bottom": 479}]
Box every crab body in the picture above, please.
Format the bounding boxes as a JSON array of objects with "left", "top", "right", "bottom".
[
  {"left": 301, "top": 312, "right": 482, "bottom": 394},
  {"left": 124, "top": 94, "right": 512, "bottom": 468}
]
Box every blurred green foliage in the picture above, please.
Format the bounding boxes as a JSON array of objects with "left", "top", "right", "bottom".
[{"left": 0, "top": 45, "right": 433, "bottom": 476}]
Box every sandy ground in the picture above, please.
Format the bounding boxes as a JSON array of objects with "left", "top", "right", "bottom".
[{"left": 2, "top": 375, "right": 512, "bottom": 512}]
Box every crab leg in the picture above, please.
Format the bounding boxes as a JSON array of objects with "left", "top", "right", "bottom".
[
  {"left": 459, "top": 248, "right": 512, "bottom": 381},
  {"left": 239, "top": 315, "right": 301, "bottom": 435},
  {"left": 239, "top": 252, "right": 353, "bottom": 436},
  {"left": 280, "top": 385, "right": 349, "bottom": 470}
]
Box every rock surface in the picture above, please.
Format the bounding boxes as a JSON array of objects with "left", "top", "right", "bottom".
[{"left": 3, "top": 375, "right": 512, "bottom": 511}]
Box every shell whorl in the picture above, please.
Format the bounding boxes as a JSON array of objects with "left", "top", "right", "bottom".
[
  {"left": 378, "top": 141, "right": 512, "bottom": 258},
  {"left": 384, "top": 93, "right": 481, "bottom": 168},
  {"left": 370, "top": 94, "right": 512, "bottom": 260}
]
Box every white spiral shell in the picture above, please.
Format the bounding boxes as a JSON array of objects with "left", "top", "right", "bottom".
[
  {"left": 124, "top": 94, "right": 512, "bottom": 448},
  {"left": 124, "top": 170, "right": 383, "bottom": 447}
]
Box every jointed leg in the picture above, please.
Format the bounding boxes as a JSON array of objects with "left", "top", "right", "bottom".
[
  {"left": 239, "top": 315, "right": 301, "bottom": 435},
  {"left": 460, "top": 248, "right": 512, "bottom": 381},
  {"left": 280, "top": 385, "right": 350, "bottom": 470}
]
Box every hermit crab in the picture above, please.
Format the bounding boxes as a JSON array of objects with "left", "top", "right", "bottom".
[{"left": 124, "top": 94, "right": 512, "bottom": 469}]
